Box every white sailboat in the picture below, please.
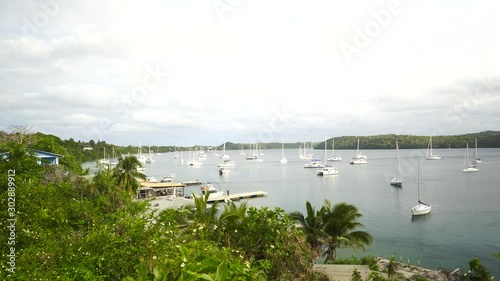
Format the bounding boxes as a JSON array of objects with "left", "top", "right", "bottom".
[
  {"left": 305, "top": 138, "right": 327, "bottom": 168},
  {"left": 137, "top": 141, "right": 147, "bottom": 164},
  {"left": 472, "top": 138, "right": 482, "bottom": 164},
  {"left": 298, "top": 142, "right": 313, "bottom": 160},
  {"left": 108, "top": 146, "right": 119, "bottom": 166},
  {"left": 221, "top": 142, "right": 230, "bottom": 159},
  {"left": 411, "top": 161, "right": 431, "bottom": 216},
  {"left": 390, "top": 141, "right": 402, "bottom": 187},
  {"left": 425, "top": 136, "right": 442, "bottom": 160},
  {"left": 327, "top": 139, "right": 342, "bottom": 161},
  {"left": 187, "top": 150, "right": 202, "bottom": 166},
  {"left": 350, "top": 139, "right": 368, "bottom": 165},
  {"left": 145, "top": 145, "right": 155, "bottom": 163},
  {"left": 246, "top": 143, "right": 263, "bottom": 162},
  {"left": 98, "top": 147, "right": 110, "bottom": 164},
  {"left": 280, "top": 138, "right": 288, "bottom": 164},
  {"left": 463, "top": 142, "right": 479, "bottom": 173}
]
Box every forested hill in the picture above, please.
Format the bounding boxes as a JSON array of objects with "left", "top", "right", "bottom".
[
  {"left": 2, "top": 130, "right": 499, "bottom": 167},
  {"left": 312, "top": 131, "right": 500, "bottom": 150},
  {"left": 222, "top": 131, "right": 500, "bottom": 150}
]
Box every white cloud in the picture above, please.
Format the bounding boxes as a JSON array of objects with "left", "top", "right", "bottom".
[{"left": 1, "top": 0, "right": 499, "bottom": 145}]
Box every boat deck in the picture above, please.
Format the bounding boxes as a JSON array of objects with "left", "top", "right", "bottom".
[{"left": 206, "top": 191, "right": 268, "bottom": 203}]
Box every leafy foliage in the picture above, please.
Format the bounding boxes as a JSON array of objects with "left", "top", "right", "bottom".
[{"left": 290, "top": 200, "right": 372, "bottom": 264}]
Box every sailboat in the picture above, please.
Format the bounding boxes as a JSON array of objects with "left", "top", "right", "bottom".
[
  {"left": 108, "top": 146, "right": 119, "bottom": 166},
  {"left": 411, "top": 161, "right": 431, "bottom": 216},
  {"left": 280, "top": 138, "right": 288, "bottom": 164},
  {"left": 472, "top": 138, "right": 482, "bottom": 164},
  {"left": 425, "top": 136, "right": 442, "bottom": 160},
  {"left": 327, "top": 139, "right": 342, "bottom": 161},
  {"left": 298, "top": 142, "right": 313, "bottom": 159},
  {"left": 317, "top": 138, "right": 338, "bottom": 175},
  {"left": 246, "top": 143, "right": 263, "bottom": 162},
  {"left": 145, "top": 146, "right": 155, "bottom": 163},
  {"left": 221, "top": 142, "right": 230, "bottom": 159},
  {"left": 390, "top": 141, "right": 402, "bottom": 187},
  {"left": 137, "top": 141, "right": 147, "bottom": 164},
  {"left": 463, "top": 142, "right": 479, "bottom": 173},
  {"left": 98, "top": 147, "right": 110, "bottom": 164},
  {"left": 305, "top": 138, "right": 326, "bottom": 168},
  {"left": 350, "top": 139, "right": 368, "bottom": 165}
]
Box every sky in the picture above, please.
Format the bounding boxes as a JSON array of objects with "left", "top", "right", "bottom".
[{"left": 1, "top": 0, "right": 499, "bottom": 146}]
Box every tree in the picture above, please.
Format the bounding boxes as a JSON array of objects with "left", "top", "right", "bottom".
[
  {"left": 112, "top": 156, "right": 146, "bottom": 194},
  {"left": 320, "top": 201, "right": 372, "bottom": 263},
  {"left": 465, "top": 258, "right": 493, "bottom": 281},
  {"left": 289, "top": 201, "right": 325, "bottom": 258}
]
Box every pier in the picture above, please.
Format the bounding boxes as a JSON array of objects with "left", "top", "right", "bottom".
[{"left": 206, "top": 191, "right": 268, "bottom": 203}]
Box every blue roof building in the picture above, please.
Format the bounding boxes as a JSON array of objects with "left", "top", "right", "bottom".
[{"left": 0, "top": 149, "right": 63, "bottom": 165}]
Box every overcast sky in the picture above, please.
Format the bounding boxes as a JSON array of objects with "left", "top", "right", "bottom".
[{"left": 1, "top": 0, "right": 499, "bottom": 146}]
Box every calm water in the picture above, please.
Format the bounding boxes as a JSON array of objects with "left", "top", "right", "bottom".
[{"left": 84, "top": 147, "right": 500, "bottom": 274}]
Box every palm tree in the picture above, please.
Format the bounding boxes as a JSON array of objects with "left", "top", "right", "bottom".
[
  {"left": 320, "top": 201, "right": 372, "bottom": 263},
  {"left": 289, "top": 201, "right": 325, "bottom": 258},
  {"left": 113, "top": 156, "right": 146, "bottom": 194},
  {"left": 216, "top": 201, "right": 249, "bottom": 247}
]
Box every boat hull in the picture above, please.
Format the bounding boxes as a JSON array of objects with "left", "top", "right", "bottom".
[{"left": 411, "top": 203, "right": 431, "bottom": 216}]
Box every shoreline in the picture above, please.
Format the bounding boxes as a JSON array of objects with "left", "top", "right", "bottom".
[{"left": 376, "top": 257, "right": 452, "bottom": 280}]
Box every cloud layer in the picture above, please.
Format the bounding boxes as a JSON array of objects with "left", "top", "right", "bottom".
[{"left": 1, "top": 0, "right": 499, "bottom": 146}]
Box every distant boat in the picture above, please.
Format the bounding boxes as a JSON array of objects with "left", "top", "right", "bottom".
[
  {"left": 305, "top": 138, "right": 327, "bottom": 168},
  {"left": 298, "top": 142, "right": 313, "bottom": 160},
  {"left": 145, "top": 145, "right": 155, "bottom": 163},
  {"left": 221, "top": 142, "right": 230, "bottom": 159},
  {"left": 246, "top": 143, "right": 263, "bottom": 162},
  {"left": 108, "top": 146, "right": 119, "bottom": 166},
  {"left": 390, "top": 141, "right": 402, "bottom": 187},
  {"left": 463, "top": 142, "right": 479, "bottom": 173},
  {"left": 472, "top": 138, "right": 482, "bottom": 164},
  {"left": 187, "top": 150, "right": 202, "bottom": 166},
  {"left": 352, "top": 139, "right": 367, "bottom": 160},
  {"left": 327, "top": 139, "right": 342, "bottom": 161},
  {"left": 317, "top": 165, "right": 339, "bottom": 176},
  {"left": 304, "top": 159, "right": 325, "bottom": 168},
  {"left": 411, "top": 161, "right": 431, "bottom": 216},
  {"left": 350, "top": 139, "right": 368, "bottom": 165},
  {"left": 219, "top": 166, "right": 230, "bottom": 175},
  {"left": 280, "top": 138, "right": 288, "bottom": 164},
  {"left": 425, "top": 136, "right": 442, "bottom": 160},
  {"left": 137, "top": 141, "right": 147, "bottom": 164},
  {"left": 98, "top": 147, "right": 110, "bottom": 164}
]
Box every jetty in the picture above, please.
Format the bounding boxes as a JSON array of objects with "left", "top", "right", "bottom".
[
  {"left": 206, "top": 191, "right": 268, "bottom": 203},
  {"left": 139, "top": 181, "right": 186, "bottom": 188}
]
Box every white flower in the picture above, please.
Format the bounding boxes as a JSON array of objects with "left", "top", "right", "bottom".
[
  {"left": 153, "top": 255, "right": 157, "bottom": 260},
  {"left": 181, "top": 263, "right": 185, "bottom": 267}
]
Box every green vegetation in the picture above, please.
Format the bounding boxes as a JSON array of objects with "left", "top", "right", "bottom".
[
  {"left": 1, "top": 127, "right": 498, "bottom": 280},
  {"left": 0, "top": 130, "right": 329, "bottom": 280},
  {"left": 289, "top": 200, "right": 373, "bottom": 264}
]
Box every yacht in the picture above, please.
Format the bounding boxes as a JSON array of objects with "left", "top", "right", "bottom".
[
  {"left": 304, "top": 159, "right": 325, "bottom": 168},
  {"left": 317, "top": 165, "right": 339, "bottom": 176}
]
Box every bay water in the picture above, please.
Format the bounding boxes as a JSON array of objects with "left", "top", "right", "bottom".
[{"left": 85, "top": 147, "right": 500, "bottom": 274}]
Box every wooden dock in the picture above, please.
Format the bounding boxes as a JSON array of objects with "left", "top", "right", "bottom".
[
  {"left": 139, "top": 181, "right": 187, "bottom": 188},
  {"left": 206, "top": 191, "right": 268, "bottom": 203}
]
